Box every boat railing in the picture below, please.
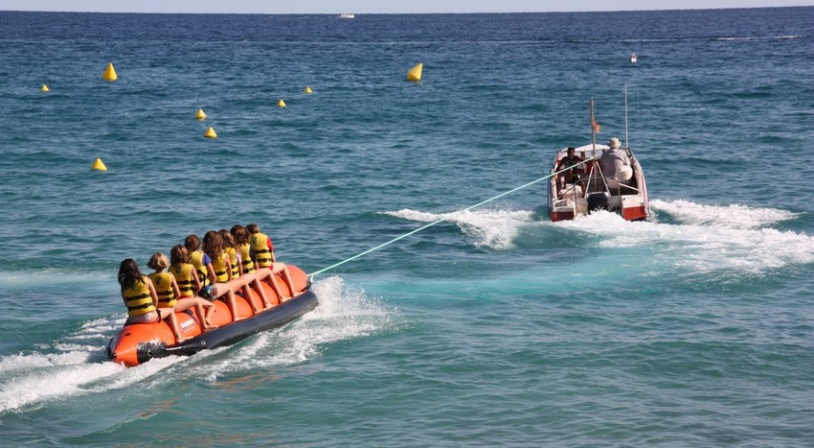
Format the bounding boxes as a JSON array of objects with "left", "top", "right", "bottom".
[{"left": 583, "top": 164, "right": 640, "bottom": 197}]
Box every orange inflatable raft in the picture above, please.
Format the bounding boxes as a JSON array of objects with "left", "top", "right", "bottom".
[{"left": 106, "top": 265, "right": 318, "bottom": 367}]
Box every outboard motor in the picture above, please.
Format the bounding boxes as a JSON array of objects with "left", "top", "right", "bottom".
[{"left": 587, "top": 192, "right": 610, "bottom": 213}]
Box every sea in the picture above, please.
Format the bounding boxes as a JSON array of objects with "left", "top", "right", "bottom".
[{"left": 1, "top": 8, "right": 813, "bottom": 447}]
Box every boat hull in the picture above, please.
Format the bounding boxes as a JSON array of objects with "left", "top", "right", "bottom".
[{"left": 106, "top": 265, "right": 318, "bottom": 367}]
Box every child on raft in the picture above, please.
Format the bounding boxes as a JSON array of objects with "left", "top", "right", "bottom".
[
  {"left": 202, "top": 230, "right": 275, "bottom": 321},
  {"left": 246, "top": 223, "right": 297, "bottom": 301},
  {"left": 118, "top": 258, "right": 184, "bottom": 340}
]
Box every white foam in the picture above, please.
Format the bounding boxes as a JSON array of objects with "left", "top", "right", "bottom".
[
  {"left": 651, "top": 199, "right": 798, "bottom": 229},
  {"left": 554, "top": 206, "right": 814, "bottom": 274},
  {"left": 0, "top": 315, "right": 187, "bottom": 416},
  {"left": 176, "top": 276, "right": 399, "bottom": 380},
  {"left": 383, "top": 207, "right": 534, "bottom": 250}
]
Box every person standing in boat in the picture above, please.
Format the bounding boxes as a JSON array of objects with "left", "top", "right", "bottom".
[
  {"left": 556, "top": 146, "right": 584, "bottom": 196},
  {"left": 247, "top": 223, "right": 296, "bottom": 301},
  {"left": 600, "top": 137, "right": 633, "bottom": 185},
  {"left": 118, "top": 258, "right": 176, "bottom": 327}
]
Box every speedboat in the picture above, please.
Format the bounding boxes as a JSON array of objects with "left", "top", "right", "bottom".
[
  {"left": 106, "top": 265, "right": 318, "bottom": 367},
  {"left": 547, "top": 143, "right": 650, "bottom": 221},
  {"left": 338, "top": 13, "right": 355, "bottom": 19}
]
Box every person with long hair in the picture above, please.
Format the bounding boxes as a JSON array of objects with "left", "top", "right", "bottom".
[
  {"left": 167, "top": 246, "right": 217, "bottom": 330},
  {"left": 184, "top": 234, "right": 211, "bottom": 288},
  {"left": 201, "top": 230, "right": 260, "bottom": 321},
  {"left": 118, "top": 258, "right": 176, "bottom": 330},
  {"left": 229, "top": 224, "right": 276, "bottom": 310}
]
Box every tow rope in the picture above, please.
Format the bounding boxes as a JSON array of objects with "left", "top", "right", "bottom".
[{"left": 308, "top": 157, "right": 596, "bottom": 280}]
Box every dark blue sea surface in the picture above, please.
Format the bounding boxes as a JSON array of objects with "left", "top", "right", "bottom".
[{"left": 1, "top": 8, "right": 813, "bottom": 447}]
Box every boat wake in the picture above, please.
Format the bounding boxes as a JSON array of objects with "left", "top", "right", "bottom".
[
  {"left": 650, "top": 199, "right": 799, "bottom": 229},
  {"left": 556, "top": 199, "right": 813, "bottom": 275},
  {"left": 382, "top": 208, "right": 534, "bottom": 250},
  {"left": 0, "top": 277, "right": 397, "bottom": 417},
  {"left": 386, "top": 199, "right": 813, "bottom": 276}
]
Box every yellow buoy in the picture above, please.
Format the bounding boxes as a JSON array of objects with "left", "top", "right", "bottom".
[
  {"left": 195, "top": 109, "right": 207, "bottom": 121},
  {"left": 277, "top": 99, "right": 286, "bottom": 108},
  {"left": 407, "top": 62, "right": 423, "bottom": 82},
  {"left": 102, "top": 63, "right": 118, "bottom": 81},
  {"left": 40, "top": 84, "right": 50, "bottom": 92},
  {"left": 305, "top": 86, "right": 313, "bottom": 94},
  {"left": 204, "top": 127, "right": 218, "bottom": 139},
  {"left": 91, "top": 158, "right": 108, "bottom": 171}
]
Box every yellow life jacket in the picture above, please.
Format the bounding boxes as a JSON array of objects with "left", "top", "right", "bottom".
[
  {"left": 170, "top": 262, "right": 197, "bottom": 297},
  {"left": 226, "top": 246, "right": 239, "bottom": 278},
  {"left": 211, "top": 251, "right": 229, "bottom": 283},
  {"left": 148, "top": 272, "right": 176, "bottom": 308},
  {"left": 238, "top": 243, "right": 255, "bottom": 274},
  {"left": 123, "top": 276, "right": 156, "bottom": 316},
  {"left": 189, "top": 250, "right": 209, "bottom": 286},
  {"left": 250, "top": 232, "right": 272, "bottom": 268}
]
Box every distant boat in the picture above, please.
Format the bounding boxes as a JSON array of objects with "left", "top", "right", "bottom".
[
  {"left": 629, "top": 52, "right": 638, "bottom": 64},
  {"left": 338, "top": 13, "right": 355, "bottom": 19}
]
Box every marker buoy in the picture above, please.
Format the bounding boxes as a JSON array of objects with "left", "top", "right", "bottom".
[
  {"left": 277, "top": 99, "right": 286, "bottom": 108},
  {"left": 41, "top": 84, "right": 50, "bottom": 92},
  {"left": 407, "top": 62, "right": 423, "bottom": 82},
  {"left": 195, "top": 109, "right": 207, "bottom": 121},
  {"left": 305, "top": 86, "right": 313, "bottom": 94},
  {"left": 204, "top": 127, "right": 218, "bottom": 139},
  {"left": 91, "top": 158, "right": 108, "bottom": 171},
  {"left": 102, "top": 63, "right": 118, "bottom": 81}
]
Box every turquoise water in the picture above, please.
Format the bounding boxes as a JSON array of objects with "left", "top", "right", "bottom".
[{"left": 1, "top": 8, "right": 813, "bottom": 446}]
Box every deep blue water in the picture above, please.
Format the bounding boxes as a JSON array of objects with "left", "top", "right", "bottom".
[{"left": 1, "top": 8, "right": 813, "bottom": 447}]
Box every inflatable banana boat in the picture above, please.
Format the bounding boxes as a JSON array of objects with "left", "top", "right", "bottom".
[{"left": 106, "top": 265, "right": 317, "bottom": 367}]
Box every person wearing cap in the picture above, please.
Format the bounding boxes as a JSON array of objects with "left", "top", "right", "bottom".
[{"left": 600, "top": 137, "right": 633, "bottom": 185}]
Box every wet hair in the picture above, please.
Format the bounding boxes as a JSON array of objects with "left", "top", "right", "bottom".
[
  {"left": 118, "top": 258, "right": 144, "bottom": 291},
  {"left": 185, "top": 234, "right": 200, "bottom": 251},
  {"left": 219, "top": 228, "right": 235, "bottom": 248},
  {"left": 170, "top": 244, "right": 190, "bottom": 265},
  {"left": 202, "top": 230, "right": 224, "bottom": 259},
  {"left": 231, "top": 224, "right": 249, "bottom": 245},
  {"left": 246, "top": 223, "right": 260, "bottom": 234},
  {"left": 147, "top": 252, "right": 169, "bottom": 271},
  {"left": 567, "top": 146, "right": 576, "bottom": 153}
]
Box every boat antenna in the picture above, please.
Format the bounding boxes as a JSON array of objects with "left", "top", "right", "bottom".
[
  {"left": 625, "top": 83, "right": 630, "bottom": 149},
  {"left": 590, "top": 98, "right": 597, "bottom": 159}
]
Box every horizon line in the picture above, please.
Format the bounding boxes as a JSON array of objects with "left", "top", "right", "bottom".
[{"left": 2, "top": 5, "right": 811, "bottom": 15}]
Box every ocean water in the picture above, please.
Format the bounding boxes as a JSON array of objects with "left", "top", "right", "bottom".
[{"left": 1, "top": 8, "right": 814, "bottom": 446}]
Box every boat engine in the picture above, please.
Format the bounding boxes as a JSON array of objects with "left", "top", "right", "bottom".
[{"left": 587, "top": 192, "right": 610, "bottom": 213}]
